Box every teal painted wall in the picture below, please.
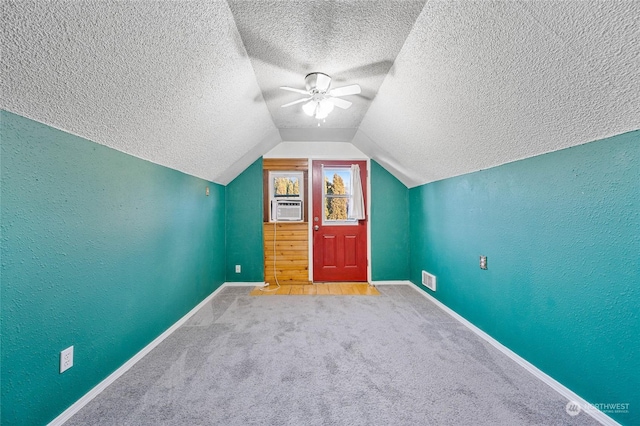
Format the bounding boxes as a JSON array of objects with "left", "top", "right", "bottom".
[
  {"left": 370, "top": 160, "right": 409, "bottom": 281},
  {"left": 409, "top": 131, "right": 639, "bottom": 425},
  {"left": 225, "top": 158, "right": 264, "bottom": 282},
  {"left": 0, "top": 111, "right": 226, "bottom": 425}
]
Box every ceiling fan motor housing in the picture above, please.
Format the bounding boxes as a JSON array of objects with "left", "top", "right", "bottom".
[{"left": 305, "top": 72, "right": 332, "bottom": 93}]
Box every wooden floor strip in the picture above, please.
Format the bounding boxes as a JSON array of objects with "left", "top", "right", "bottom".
[
  {"left": 250, "top": 283, "right": 380, "bottom": 296},
  {"left": 289, "top": 285, "right": 304, "bottom": 295},
  {"left": 301, "top": 285, "right": 316, "bottom": 295},
  {"left": 275, "top": 285, "right": 292, "bottom": 295}
]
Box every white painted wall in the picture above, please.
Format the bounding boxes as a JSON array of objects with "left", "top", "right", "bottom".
[{"left": 264, "top": 141, "right": 368, "bottom": 159}]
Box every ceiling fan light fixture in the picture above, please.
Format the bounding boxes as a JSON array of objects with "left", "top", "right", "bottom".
[
  {"left": 315, "top": 108, "right": 329, "bottom": 120},
  {"left": 302, "top": 100, "right": 317, "bottom": 117},
  {"left": 281, "top": 72, "right": 360, "bottom": 120},
  {"left": 315, "top": 99, "right": 334, "bottom": 119}
]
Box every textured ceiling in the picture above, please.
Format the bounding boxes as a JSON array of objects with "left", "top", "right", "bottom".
[
  {"left": 358, "top": 0, "right": 640, "bottom": 186},
  {"left": 1, "top": 0, "right": 278, "bottom": 184},
  {"left": 1, "top": 1, "right": 639, "bottom": 186}
]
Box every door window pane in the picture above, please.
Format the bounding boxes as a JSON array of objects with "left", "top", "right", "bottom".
[{"left": 323, "top": 167, "right": 354, "bottom": 223}]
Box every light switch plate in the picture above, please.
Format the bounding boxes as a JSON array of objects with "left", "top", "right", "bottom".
[{"left": 480, "top": 255, "right": 488, "bottom": 270}]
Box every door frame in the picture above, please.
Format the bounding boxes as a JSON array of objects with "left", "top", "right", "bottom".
[{"left": 309, "top": 158, "right": 370, "bottom": 283}]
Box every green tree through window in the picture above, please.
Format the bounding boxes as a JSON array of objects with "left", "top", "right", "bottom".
[
  {"left": 325, "top": 173, "right": 348, "bottom": 220},
  {"left": 274, "top": 177, "right": 299, "bottom": 196}
]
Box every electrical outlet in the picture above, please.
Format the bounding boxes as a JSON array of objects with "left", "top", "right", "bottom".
[
  {"left": 235, "top": 264, "right": 241, "bottom": 273},
  {"left": 60, "top": 346, "right": 74, "bottom": 373}
]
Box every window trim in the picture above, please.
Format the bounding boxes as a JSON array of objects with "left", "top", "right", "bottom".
[
  {"left": 268, "top": 170, "right": 304, "bottom": 222},
  {"left": 321, "top": 166, "right": 357, "bottom": 226}
]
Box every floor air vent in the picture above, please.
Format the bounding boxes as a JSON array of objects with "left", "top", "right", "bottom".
[{"left": 422, "top": 271, "right": 436, "bottom": 291}]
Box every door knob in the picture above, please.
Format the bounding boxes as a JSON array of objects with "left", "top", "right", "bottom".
[{"left": 314, "top": 225, "right": 319, "bottom": 231}]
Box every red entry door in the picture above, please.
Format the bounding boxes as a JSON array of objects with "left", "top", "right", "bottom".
[{"left": 312, "top": 160, "right": 368, "bottom": 282}]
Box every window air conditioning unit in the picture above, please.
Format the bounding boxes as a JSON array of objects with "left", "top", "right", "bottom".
[{"left": 272, "top": 200, "right": 303, "bottom": 222}]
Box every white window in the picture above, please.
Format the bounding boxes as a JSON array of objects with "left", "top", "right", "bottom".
[
  {"left": 268, "top": 171, "right": 303, "bottom": 222},
  {"left": 322, "top": 167, "right": 357, "bottom": 225}
]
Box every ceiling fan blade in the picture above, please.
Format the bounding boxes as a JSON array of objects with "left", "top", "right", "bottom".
[
  {"left": 329, "top": 84, "right": 361, "bottom": 97},
  {"left": 328, "top": 97, "right": 352, "bottom": 109},
  {"left": 280, "top": 86, "right": 309, "bottom": 95},
  {"left": 281, "top": 97, "right": 312, "bottom": 108}
]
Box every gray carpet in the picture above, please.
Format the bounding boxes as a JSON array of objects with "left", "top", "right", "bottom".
[{"left": 66, "top": 285, "right": 599, "bottom": 425}]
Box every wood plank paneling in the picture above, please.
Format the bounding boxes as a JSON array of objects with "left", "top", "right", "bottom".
[
  {"left": 263, "top": 159, "right": 310, "bottom": 284},
  {"left": 263, "top": 158, "right": 308, "bottom": 171},
  {"left": 264, "top": 233, "right": 308, "bottom": 240},
  {"left": 265, "top": 243, "right": 308, "bottom": 251},
  {"left": 263, "top": 158, "right": 309, "bottom": 222},
  {"left": 264, "top": 222, "right": 308, "bottom": 231},
  {"left": 263, "top": 222, "right": 310, "bottom": 285},
  {"left": 265, "top": 254, "right": 308, "bottom": 261}
]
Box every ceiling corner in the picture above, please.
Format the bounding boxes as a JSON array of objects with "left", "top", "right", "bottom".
[
  {"left": 351, "top": 130, "right": 423, "bottom": 188},
  {"left": 213, "top": 129, "right": 281, "bottom": 185}
]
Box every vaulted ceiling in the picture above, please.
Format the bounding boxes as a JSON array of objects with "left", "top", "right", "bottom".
[{"left": 2, "top": 1, "right": 639, "bottom": 187}]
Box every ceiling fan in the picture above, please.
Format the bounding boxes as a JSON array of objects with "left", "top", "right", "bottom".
[{"left": 280, "top": 72, "right": 361, "bottom": 119}]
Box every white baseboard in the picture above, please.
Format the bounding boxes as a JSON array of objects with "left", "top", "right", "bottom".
[
  {"left": 48, "top": 283, "right": 232, "bottom": 426},
  {"left": 407, "top": 283, "right": 619, "bottom": 426},
  {"left": 370, "top": 280, "right": 413, "bottom": 286}
]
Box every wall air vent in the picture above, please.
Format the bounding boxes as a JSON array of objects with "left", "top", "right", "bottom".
[{"left": 422, "top": 270, "right": 436, "bottom": 291}]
